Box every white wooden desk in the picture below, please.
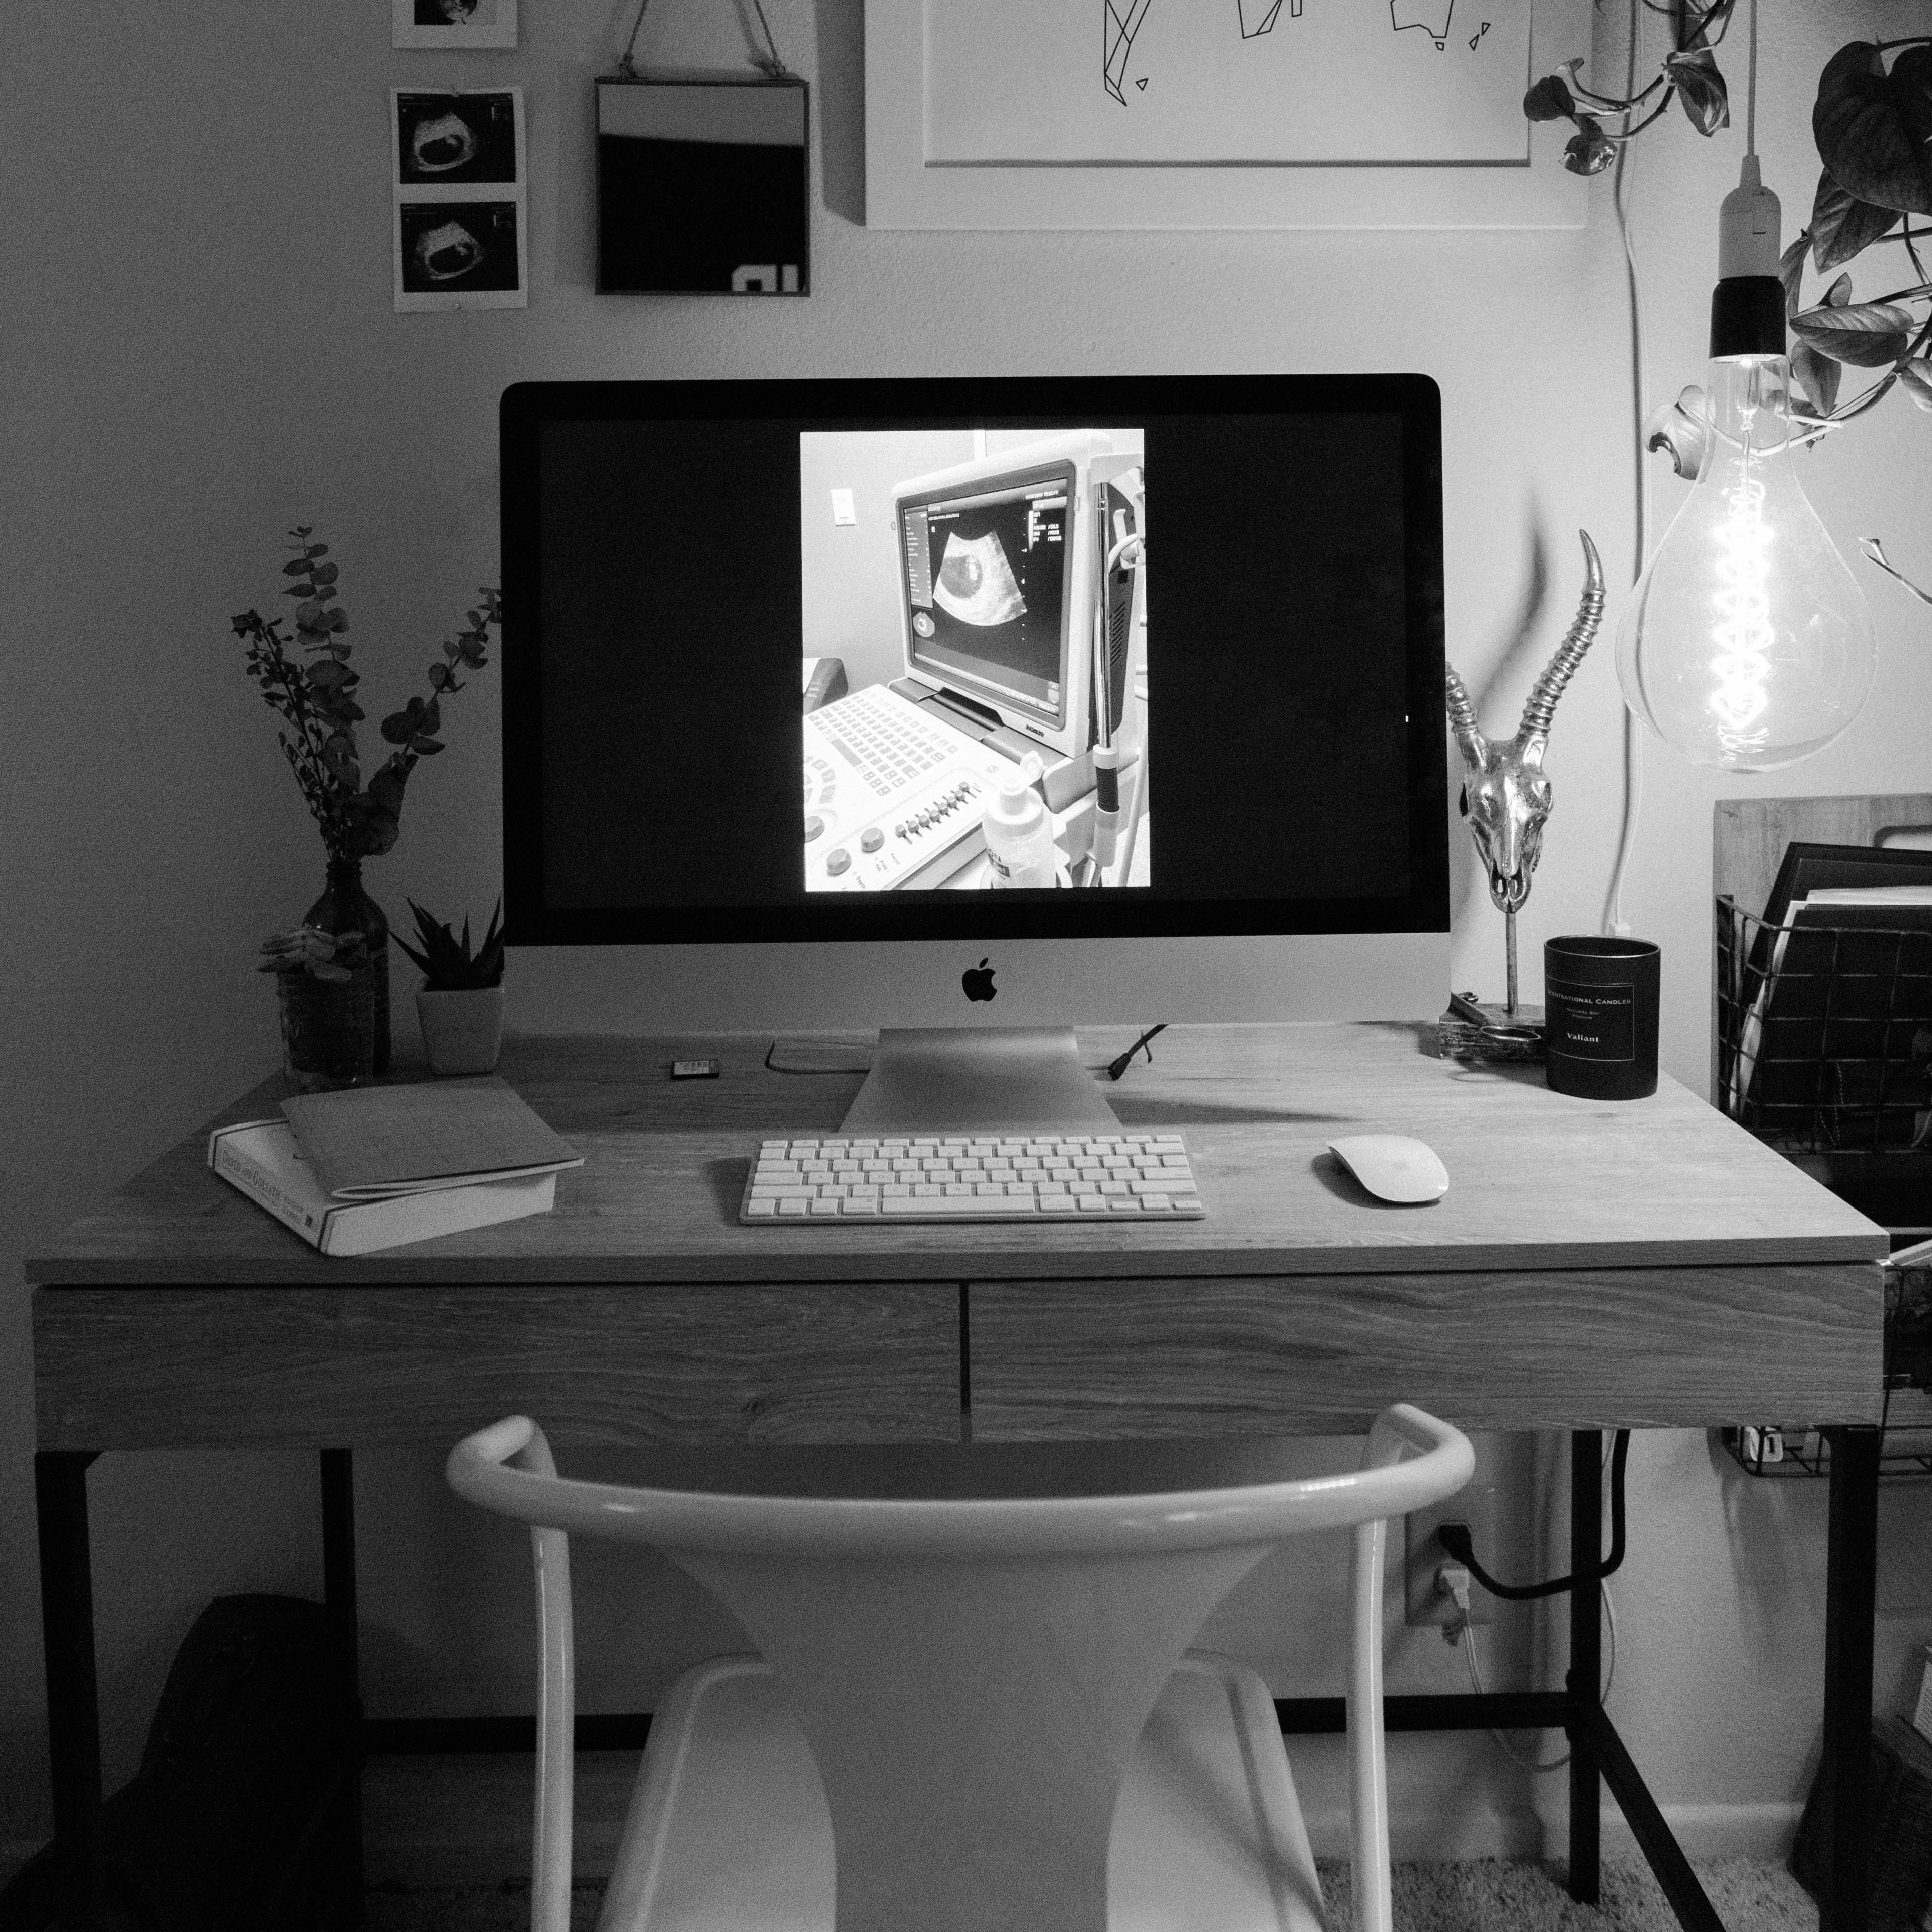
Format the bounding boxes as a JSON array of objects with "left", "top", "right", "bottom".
[{"left": 28, "top": 1023, "right": 1888, "bottom": 1930}]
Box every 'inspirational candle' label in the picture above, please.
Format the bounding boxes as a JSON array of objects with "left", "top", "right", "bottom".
[{"left": 1546, "top": 976, "right": 1635, "bottom": 1062}]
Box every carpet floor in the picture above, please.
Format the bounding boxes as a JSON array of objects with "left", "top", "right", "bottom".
[{"left": 361, "top": 1858, "right": 1821, "bottom": 1929}]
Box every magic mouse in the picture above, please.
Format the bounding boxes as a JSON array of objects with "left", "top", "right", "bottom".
[{"left": 1327, "top": 1134, "right": 1448, "bottom": 1204}]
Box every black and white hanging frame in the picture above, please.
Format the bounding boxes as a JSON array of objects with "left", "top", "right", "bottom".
[{"left": 596, "top": 0, "right": 809, "bottom": 296}]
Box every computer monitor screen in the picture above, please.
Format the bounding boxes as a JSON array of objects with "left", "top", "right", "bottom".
[{"left": 500, "top": 374, "right": 1448, "bottom": 1038}]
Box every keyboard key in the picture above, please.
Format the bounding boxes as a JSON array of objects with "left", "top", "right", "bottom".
[{"left": 881, "top": 1194, "right": 1032, "bottom": 1216}]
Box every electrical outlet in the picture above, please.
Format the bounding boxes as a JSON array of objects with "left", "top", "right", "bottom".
[{"left": 1404, "top": 1482, "right": 1498, "bottom": 1627}]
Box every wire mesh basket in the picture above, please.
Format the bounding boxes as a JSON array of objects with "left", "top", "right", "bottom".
[{"left": 1714, "top": 894, "right": 1932, "bottom": 1154}]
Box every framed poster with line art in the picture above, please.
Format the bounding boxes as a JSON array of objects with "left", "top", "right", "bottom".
[{"left": 865, "top": 0, "right": 1588, "bottom": 229}]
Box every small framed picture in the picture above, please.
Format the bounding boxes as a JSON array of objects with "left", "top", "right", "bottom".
[
  {"left": 396, "top": 200, "right": 526, "bottom": 309},
  {"left": 393, "top": 0, "right": 517, "bottom": 51},
  {"left": 597, "top": 77, "right": 810, "bottom": 296},
  {"left": 394, "top": 90, "right": 522, "bottom": 186}
]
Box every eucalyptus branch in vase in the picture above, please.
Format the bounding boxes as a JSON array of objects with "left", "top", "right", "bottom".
[
  {"left": 228, "top": 526, "right": 501, "bottom": 1084},
  {"left": 230, "top": 527, "right": 501, "bottom": 863}
]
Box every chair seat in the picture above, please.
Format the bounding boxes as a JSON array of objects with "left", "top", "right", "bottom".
[{"left": 598, "top": 1650, "right": 1325, "bottom": 1932}]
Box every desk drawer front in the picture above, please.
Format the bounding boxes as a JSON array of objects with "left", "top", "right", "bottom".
[
  {"left": 969, "top": 1266, "right": 1884, "bottom": 1438},
  {"left": 35, "top": 1281, "right": 962, "bottom": 1451}
]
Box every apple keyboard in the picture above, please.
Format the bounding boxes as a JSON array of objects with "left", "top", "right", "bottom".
[{"left": 739, "top": 1131, "right": 1204, "bottom": 1223}]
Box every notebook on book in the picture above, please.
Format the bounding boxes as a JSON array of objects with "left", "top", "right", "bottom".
[{"left": 279, "top": 1076, "right": 583, "bottom": 1200}]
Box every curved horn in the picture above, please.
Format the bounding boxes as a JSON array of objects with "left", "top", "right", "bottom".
[
  {"left": 1443, "top": 662, "right": 1487, "bottom": 759},
  {"left": 1519, "top": 530, "right": 1605, "bottom": 738}
]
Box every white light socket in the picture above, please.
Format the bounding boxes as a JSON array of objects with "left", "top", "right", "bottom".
[{"left": 1717, "top": 154, "right": 1782, "bottom": 280}]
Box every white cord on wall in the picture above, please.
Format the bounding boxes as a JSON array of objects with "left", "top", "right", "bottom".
[
  {"left": 1601, "top": 0, "right": 1649, "bottom": 940},
  {"left": 1460, "top": 1582, "right": 1619, "bottom": 1772}
]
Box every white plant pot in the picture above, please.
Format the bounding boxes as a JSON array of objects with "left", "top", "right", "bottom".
[{"left": 417, "top": 985, "right": 504, "bottom": 1076}]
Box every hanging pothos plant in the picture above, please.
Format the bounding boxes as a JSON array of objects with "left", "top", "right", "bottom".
[{"left": 1525, "top": 12, "right": 1932, "bottom": 435}]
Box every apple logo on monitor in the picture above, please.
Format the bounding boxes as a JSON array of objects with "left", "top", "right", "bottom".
[{"left": 961, "top": 958, "right": 997, "bottom": 1002}]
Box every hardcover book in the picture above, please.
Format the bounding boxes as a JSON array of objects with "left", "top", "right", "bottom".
[{"left": 208, "top": 1119, "right": 558, "bottom": 1256}]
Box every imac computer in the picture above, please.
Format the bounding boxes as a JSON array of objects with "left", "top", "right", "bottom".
[{"left": 500, "top": 375, "right": 1449, "bottom": 1135}]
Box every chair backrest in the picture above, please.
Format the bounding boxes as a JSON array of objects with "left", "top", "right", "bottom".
[
  {"left": 449, "top": 1407, "right": 1472, "bottom": 1932},
  {"left": 448, "top": 1404, "right": 1470, "bottom": 1558}
]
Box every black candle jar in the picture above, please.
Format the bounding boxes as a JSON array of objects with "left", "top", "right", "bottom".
[{"left": 1544, "top": 936, "right": 1660, "bottom": 1100}]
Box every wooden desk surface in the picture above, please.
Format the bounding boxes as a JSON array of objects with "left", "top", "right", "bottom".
[
  {"left": 30, "top": 1024, "right": 1888, "bottom": 1448},
  {"left": 31, "top": 1023, "right": 1886, "bottom": 1284}
]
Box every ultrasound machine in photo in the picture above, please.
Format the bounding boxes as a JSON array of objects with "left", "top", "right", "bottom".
[{"left": 802, "top": 431, "right": 1148, "bottom": 892}]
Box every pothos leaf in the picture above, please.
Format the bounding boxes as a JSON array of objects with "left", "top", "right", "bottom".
[
  {"left": 1665, "top": 48, "right": 1729, "bottom": 136},
  {"left": 1779, "top": 233, "right": 1809, "bottom": 318},
  {"left": 1792, "top": 343, "right": 1842, "bottom": 417},
  {"left": 1523, "top": 74, "right": 1576, "bottom": 121},
  {"left": 1563, "top": 116, "right": 1617, "bottom": 176},
  {"left": 1899, "top": 360, "right": 1932, "bottom": 413},
  {"left": 1642, "top": 385, "right": 1710, "bottom": 479},
  {"left": 1813, "top": 41, "right": 1932, "bottom": 217},
  {"left": 1811, "top": 169, "right": 1902, "bottom": 272},
  {"left": 1792, "top": 297, "right": 1914, "bottom": 367}
]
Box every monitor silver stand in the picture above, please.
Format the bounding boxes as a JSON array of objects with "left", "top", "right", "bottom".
[{"left": 839, "top": 1028, "right": 1121, "bottom": 1136}]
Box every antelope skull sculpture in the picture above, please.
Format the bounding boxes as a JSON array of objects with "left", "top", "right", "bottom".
[
  {"left": 1445, "top": 530, "right": 1606, "bottom": 914},
  {"left": 1444, "top": 530, "right": 1605, "bottom": 1022}
]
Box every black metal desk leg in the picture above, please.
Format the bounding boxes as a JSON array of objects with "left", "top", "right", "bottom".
[
  {"left": 321, "top": 1448, "right": 365, "bottom": 1928},
  {"left": 1566, "top": 1429, "right": 1602, "bottom": 1905},
  {"left": 36, "top": 1449, "right": 108, "bottom": 1932},
  {"left": 1820, "top": 1427, "right": 1879, "bottom": 1932}
]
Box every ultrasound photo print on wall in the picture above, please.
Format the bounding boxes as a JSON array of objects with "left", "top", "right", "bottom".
[
  {"left": 396, "top": 201, "right": 526, "bottom": 309},
  {"left": 392, "top": 0, "right": 517, "bottom": 49},
  {"left": 394, "top": 91, "right": 521, "bottom": 185}
]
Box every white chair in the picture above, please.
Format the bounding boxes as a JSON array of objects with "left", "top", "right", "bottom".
[{"left": 447, "top": 1405, "right": 1473, "bottom": 1932}]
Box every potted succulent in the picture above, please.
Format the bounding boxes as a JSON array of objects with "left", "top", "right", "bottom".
[
  {"left": 229, "top": 526, "right": 500, "bottom": 1079},
  {"left": 398, "top": 898, "right": 507, "bottom": 1076}
]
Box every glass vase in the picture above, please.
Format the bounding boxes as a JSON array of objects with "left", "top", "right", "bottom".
[
  {"left": 302, "top": 859, "right": 391, "bottom": 1076},
  {"left": 276, "top": 964, "right": 377, "bottom": 1091}
]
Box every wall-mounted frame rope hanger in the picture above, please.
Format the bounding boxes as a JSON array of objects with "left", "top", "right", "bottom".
[{"left": 596, "top": 0, "right": 809, "bottom": 296}]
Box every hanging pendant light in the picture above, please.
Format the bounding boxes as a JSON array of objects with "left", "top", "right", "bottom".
[{"left": 1616, "top": 152, "right": 1877, "bottom": 773}]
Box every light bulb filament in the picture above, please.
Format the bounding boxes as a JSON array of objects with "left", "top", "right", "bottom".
[{"left": 1708, "top": 471, "right": 1773, "bottom": 756}]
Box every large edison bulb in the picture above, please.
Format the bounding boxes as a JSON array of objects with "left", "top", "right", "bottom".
[{"left": 1616, "top": 355, "right": 1876, "bottom": 772}]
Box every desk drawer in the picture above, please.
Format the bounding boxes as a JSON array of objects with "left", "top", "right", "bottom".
[
  {"left": 34, "top": 1281, "right": 962, "bottom": 1450},
  {"left": 968, "top": 1265, "right": 1884, "bottom": 1438}
]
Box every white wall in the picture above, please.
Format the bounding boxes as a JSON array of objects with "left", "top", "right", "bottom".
[{"left": 5, "top": 0, "right": 1931, "bottom": 1875}]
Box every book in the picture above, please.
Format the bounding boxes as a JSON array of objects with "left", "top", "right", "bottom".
[
  {"left": 1756, "top": 842, "right": 1932, "bottom": 956},
  {"left": 208, "top": 1119, "right": 558, "bottom": 1256},
  {"left": 279, "top": 1076, "right": 582, "bottom": 1201}
]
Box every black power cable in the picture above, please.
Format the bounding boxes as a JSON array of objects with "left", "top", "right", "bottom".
[
  {"left": 1106, "top": 1024, "right": 1166, "bottom": 1080},
  {"left": 1436, "top": 1430, "right": 1631, "bottom": 1601}
]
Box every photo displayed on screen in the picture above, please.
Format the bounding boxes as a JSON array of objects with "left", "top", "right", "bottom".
[{"left": 799, "top": 428, "right": 1150, "bottom": 893}]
